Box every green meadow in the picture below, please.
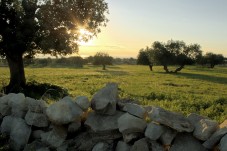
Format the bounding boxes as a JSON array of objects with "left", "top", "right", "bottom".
[{"left": 0, "top": 65, "right": 227, "bottom": 122}]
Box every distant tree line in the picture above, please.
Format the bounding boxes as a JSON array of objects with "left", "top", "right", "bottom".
[{"left": 137, "top": 40, "right": 226, "bottom": 72}]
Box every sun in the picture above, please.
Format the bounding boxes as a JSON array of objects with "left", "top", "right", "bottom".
[{"left": 77, "top": 28, "right": 94, "bottom": 46}]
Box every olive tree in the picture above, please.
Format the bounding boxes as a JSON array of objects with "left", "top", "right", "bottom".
[
  {"left": 0, "top": 0, "right": 109, "bottom": 92},
  {"left": 93, "top": 52, "right": 113, "bottom": 70}
]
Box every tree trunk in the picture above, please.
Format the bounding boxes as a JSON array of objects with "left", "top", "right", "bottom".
[
  {"left": 102, "top": 64, "right": 106, "bottom": 70},
  {"left": 5, "top": 54, "right": 26, "bottom": 93},
  {"left": 149, "top": 64, "right": 153, "bottom": 71},
  {"left": 163, "top": 65, "right": 169, "bottom": 73},
  {"left": 174, "top": 65, "right": 184, "bottom": 73}
]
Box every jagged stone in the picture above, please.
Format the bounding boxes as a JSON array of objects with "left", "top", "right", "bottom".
[
  {"left": 145, "top": 122, "right": 165, "bottom": 140},
  {"left": 91, "top": 83, "right": 118, "bottom": 115},
  {"left": 148, "top": 106, "right": 193, "bottom": 132},
  {"left": 1, "top": 116, "right": 31, "bottom": 151},
  {"left": 115, "top": 141, "right": 131, "bottom": 151},
  {"left": 25, "top": 111, "right": 49, "bottom": 127},
  {"left": 123, "top": 132, "right": 143, "bottom": 143},
  {"left": 148, "top": 140, "right": 164, "bottom": 151},
  {"left": 85, "top": 111, "right": 124, "bottom": 133},
  {"left": 160, "top": 126, "right": 177, "bottom": 145},
  {"left": 170, "top": 133, "right": 207, "bottom": 151},
  {"left": 123, "top": 103, "right": 146, "bottom": 119},
  {"left": 131, "top": 138, "right": 149, "bottom": 151},
  {"left": 41, "top": 126, "right": 67, "bottom": 148},
  {"left": 23, "top": 140, "right": 49, "bottom": 151},
  {"left": 74, "top": 96, "right": 90, "bottom": 111},
  {"left": 219, "top": 134, "right": 227, "bottom": 151},
  {"left": 68, "top": 122, "right": 81, "bottom": 133},
  {"left": 0, "top": 104, "right": 11, "bottom": 116},
  {"left": 203, "top": 120, "right": 227, "bottom": 149},
  {"left": 118, "top": 113, "right": 147, "bottom": 134},
  {"left": 46, "top": 96, "right": 83, "bottom": 125},
  {"left": 92, "top": 142, "right": 110, "bottom": 151},
  {"left": 26, "top": 97, "right": 47, "bottom": 113}
]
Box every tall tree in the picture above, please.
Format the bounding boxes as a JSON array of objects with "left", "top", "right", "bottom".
[
  {"left": 93, "top": 52, "right": 113, "bottom": 70},
  {"left": 200, "top": 52, "right": 225, "bottom": 68},
  {"left": 150, "top": 40, "right": 202, "bottom": 73},
  {"left": 137, "top": 48, "right": 153, "bottom": 71},
  {"left": 0, "top": 0, "right": 109, "bottom": 92}
]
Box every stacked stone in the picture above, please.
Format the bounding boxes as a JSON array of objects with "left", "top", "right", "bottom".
[{"left": 0, "top": 83, "right": 227, "bottom": 151}]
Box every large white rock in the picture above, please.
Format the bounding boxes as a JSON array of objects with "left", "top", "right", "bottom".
[
  {"left": 148, "top": 106, "right": 194, "bottom": 132},
  {"left": 0, "top": 95, "right": 11, "bottom": 116},
  {"left": 26, "top": 97, "right": 47, "bottom": 113},
  {"left": 118, "top": 113, "right": 147, "bottom": 134},
  {"left": 145, "top": 122, "right": 165, "bottom": 140},
  {"left": 1, "top": 116, "right": 31, "bottom": 150},
  {"left": 25, "top": 111, "right": 49, "bottom": 127},
  {"left": 124, "top": 103, "right": 146, "bottom": 119},
  {"left": 74, "top": 96, "right": 90, "bottom": 111},
  {"left": 46, "top": 96, "right": 83, "bottom": 125},
  {"left": 91, "top": 83, "right": 118, "bottom": 115}
]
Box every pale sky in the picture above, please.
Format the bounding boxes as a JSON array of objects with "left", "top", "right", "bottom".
[{"left": 79, "top": 0, "right": 227, "bottom": 58}]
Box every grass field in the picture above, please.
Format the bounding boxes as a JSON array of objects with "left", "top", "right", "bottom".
[{"left": 0, "top": 65, "right": 227, "bottom": 122}]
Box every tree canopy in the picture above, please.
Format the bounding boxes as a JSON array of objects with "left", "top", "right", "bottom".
[
  {"left": 137, "top": 47, "right": 151, "bottom": 65},
  {"left": 93, "top": 52, "right": 113, "bottom": 70},
  {"left": 198, "top": 52, "right": 225, "bottom": 68},
  {"left": 0, "top": 0, "right": 109, "bottom": 92}
]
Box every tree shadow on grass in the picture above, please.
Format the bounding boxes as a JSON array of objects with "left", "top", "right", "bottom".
[
  {"left": 96, "top": 70, "right": 129, "bottom": 76},
  {"left": 175, "top": 72, "right": 227, "bottom": 85}
]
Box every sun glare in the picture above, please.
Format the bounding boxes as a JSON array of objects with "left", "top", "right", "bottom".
[{"left": 77, "top": 28, "right": 94, "bottom": 46}]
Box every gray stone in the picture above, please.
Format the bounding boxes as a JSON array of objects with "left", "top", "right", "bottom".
[
  {"left": 193, "top": 118, "right": 218, "bottom": 141},
  {"left": 203, "top": 120, "right": 227, "bottom": 149},
  {"left": 124, "top": 103, "right": 146, "bottom": 119},
  {"left": 148, "top": 141, "right": 164, "bottom": 151},
  {"left": 219, "top": 134, "right": 227, "bottom": 151},
  {"left": 23, "top": 140, "right": 49, "bottom": 151},
  {"left": 170, "top": 133, "right": 207, "bottom": 151},
  {"left": 145, "top": 122, "right": 165, "bottom": 140},
  {"left": 74, "top": 96, "right": 90, "bottom": 111},
  {"left": 68, "top": 122, "right": 81, "bottom": 133},
  {"left": 57, "top": 144, "right": 68, "bottom": 151},
  {"left": 85, "top": 111, "right": 124, "bottom": 133},
  {"left": 0, "top": 104, "right": 11, "bottom": 116},
  {"left": 46, "top": 96, "right": 83, "bottom": 125},
  {"left": 188, "top": 113, "right": 209, "bottom": 124},
  {"left": 25, "top": 111, "right": 49, "bottom": 127},
  {"left": 131, "top": 138, "right": 149, "bottom": 151},
  {"left": 32, "top": 130, "right": 45, "bottom": 139},
  {"left": 148, "top": 106, "right": 193, "bottom": 132},
  {"left": 116, "top": 141, "right": 131, "bottom": 151},
  {"left": 7, "top": 93, "right": 27, "bottom": 118},
  {"left": 123, "top": 132, "right": 143, "bottom": 143},
  {"left": 91, "top": 83, "right": 118, "bottom": 115},
  {"left": 26, "top": 97, "right": 47, "bottom": 113},
  {"left": 160, "top": 126, "right": 177, "bottom": 145},
  {"left": 41, "top": 126, "right": 67, "bottom": 148},
  {"left": 118, "top": 113, "right": 147, "bottom": 134},
  {"left": 92, "top": 142, "right": 109, "bottom": 151},
  {"left": 1, "top": 116, "right": 31, "bottom": 151}
]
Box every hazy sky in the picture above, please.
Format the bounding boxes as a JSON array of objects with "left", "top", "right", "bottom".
[{"left": 79, "top": 0, "right": 227, "bottom": 58}]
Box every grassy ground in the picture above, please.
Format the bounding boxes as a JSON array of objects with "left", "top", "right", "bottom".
[{"left": 0, "top": 65, "right": 226, "bottom": 122}]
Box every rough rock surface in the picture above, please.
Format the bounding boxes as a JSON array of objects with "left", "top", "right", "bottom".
[
  {"left": 145, "top": 122, "right": 165, "bottom": 140},
  {"left": 92, "top": 142, "right": 110, "bottom": 151},
  {"left": 68, "top": 122, "right": 81, "bottom": 133},
  {"left": 91, "top": 83, "right": 118, "bottom": 115},
  {"left": 46, "top": 96, "right": 83, "bottom": 125},
  {"left": 118, "top": 113, "right": 147, "bottom": 134},
  {"left": 74, "top": 96, "right": 90, "bottom": 111},
  {"left": 160, "top": 126, "right": 177, "bottom": 145},
  {"left": 123, "top": 103, "right": 146, "bottom": 119},
  {"left": 115, "top": 141, "right": 131, "bottom": 151},
  {"left": 148, "top": 106, "right": 193, "bottom": 132},
  {"left": 219, "top": 134, "right": 227, "bottom": 151},
  {"left": 25, "top": 111, "right": 49, "bottom": 127},
  {"left": 26, "top": 97, "right": 47, "bottom": 113},
  {"left": 131, "top": 138, "right": 149, "bottom": 151}
]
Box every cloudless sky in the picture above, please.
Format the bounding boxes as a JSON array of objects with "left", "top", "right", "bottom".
[{"left": 79, "top": 0, "right": 227, "bottom": 58}]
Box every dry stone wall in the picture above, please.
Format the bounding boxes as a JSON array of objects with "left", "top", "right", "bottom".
[{"left": 0, "top": 83, "right": 227, "bottom": 151}]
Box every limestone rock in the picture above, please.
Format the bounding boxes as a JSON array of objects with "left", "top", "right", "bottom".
[
  {"left": 85, "top": 111, "right": 124, "bottom": 133},
  {"left": 148, "top": 106, "right": 193, "bottom": 132},
  {"left": 219, "top": 134, "right": 227, "bottom": 151},
  {"left": 91, "top": 83, "right": 118, "bottom": 115},
  {"left": 74, "top": 96, "right": 90, "bottom": 111},
  {"left": 46, "top": 96, "right": 83, "bottom": 125},
  {"left": 170, "top": 133, "right": 207, "bottom": 151},
  {"left": 41, "top": 126, "right": 67, "bottom": 148},
  {"left": 118, "top": 113, "right": 147, "bottom": 134},
  {"left": 26, "top": 97, "right": 47, "bottom": 113},
  {"left": 124, "top": 103, "right": 146, "bottom": 119},
  {"left": 1, "top": 116, "right": 31, "bottom": 150},
  {"left": 203, "top": 120, "right": 227, "bottom": 149},
  {"left": 160, "top": 126, "right": 177, "bottom": 145},
  {"left": 115, "top": 141, "right": 131, "bottom": 151},
  {"left": 145, "top": 122, "right": 165, "bottom": 140},
  {"left": 131, "top": 138, "right": 149, "bottom": 151},
  {"left": 25, "top": 111, "right": 49, "bottom": 127},
  {"left": 92, "top": 142, "right": 110, "bottom": 151}
]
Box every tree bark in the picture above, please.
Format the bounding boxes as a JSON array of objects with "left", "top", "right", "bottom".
[
  {"left": 5, "top": 54, "right": 26, "bottom": 93},
  {"left": 149, "top": 64, "right": 153, "bottom": 71},
  {"left": 174, "top": 65, "right": 184, "bottom": 73},
  {"left": 163, "top": 65, "right": 169, "bottom": 73},
  {"left": 102, "top": 64, "right": 106, "bottom": 70}
]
